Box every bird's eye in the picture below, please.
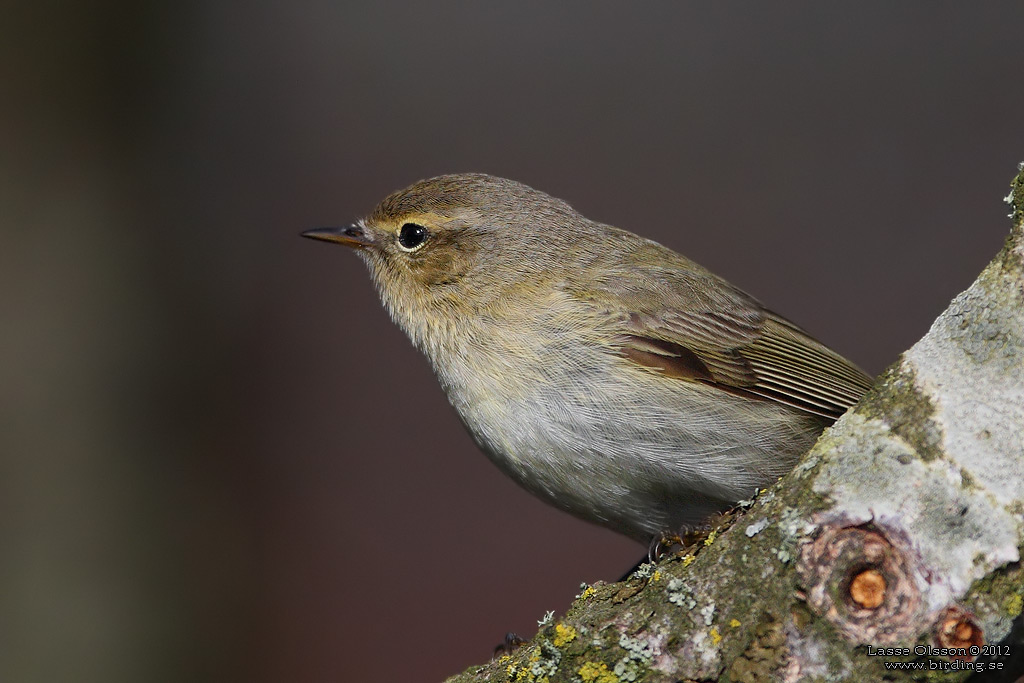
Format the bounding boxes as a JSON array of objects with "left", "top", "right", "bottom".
[{"left": 397, "top": 223, "right": 428, "bottom": 251}]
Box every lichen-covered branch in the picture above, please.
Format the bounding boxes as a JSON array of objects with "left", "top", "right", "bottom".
[{"left": 446, "top": 168, "right": 1024, "bottom": 683}]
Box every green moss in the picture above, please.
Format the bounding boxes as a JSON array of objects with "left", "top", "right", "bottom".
[
  {"left": 1006, "top": 162, "right": 1024, "bottom": 228},
  {"left": 958, "top": 557, "right": 1024, "bottom": 649},
  {"left": 858, "top": 362, "right": 943, "bottom": 461},
  {"left": 724, "top": 613, "right": 788, "bottom": 682}
]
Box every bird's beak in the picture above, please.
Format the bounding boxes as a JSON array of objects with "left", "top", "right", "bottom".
[{"left": 301, "top": 224, "right": 376, "bottom": 249}]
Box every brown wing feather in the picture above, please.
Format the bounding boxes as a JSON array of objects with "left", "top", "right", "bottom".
[
  {"left": 574, "top": 239, "right": 873, "bottom": 420},
  {"left": 617, "top": 315, "right": 871, "bottom": 419}
]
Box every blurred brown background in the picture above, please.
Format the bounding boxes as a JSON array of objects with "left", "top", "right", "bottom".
[{"left": 2, "top": 3, "right": 1022, "bottom": 682}]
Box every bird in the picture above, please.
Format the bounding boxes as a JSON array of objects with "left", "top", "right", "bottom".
[{"left": 302, "top": 173, "right": 873, "bottom": 545}]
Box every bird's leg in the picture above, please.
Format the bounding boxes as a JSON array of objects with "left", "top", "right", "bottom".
[{"left": 493, "top": 632, "right": 526, "bottom": 657}]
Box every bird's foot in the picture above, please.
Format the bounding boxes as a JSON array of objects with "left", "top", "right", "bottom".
[{"left": 648, "top": 531, "right": 685, "bottom": 562}]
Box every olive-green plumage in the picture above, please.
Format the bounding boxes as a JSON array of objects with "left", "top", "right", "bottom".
[{"left": 304, "top": 174, "right": 872, "bottom": 543}]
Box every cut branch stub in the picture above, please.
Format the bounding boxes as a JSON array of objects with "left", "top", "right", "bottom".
[
  {"left": 934, "top": 605, "right": 984, "bottom": 661},
  {"left": 849, "top": 568, "right": 886, "bottom": 609},
  {"left": 798, "top": 524, "right": 923, "bottom": 644}
]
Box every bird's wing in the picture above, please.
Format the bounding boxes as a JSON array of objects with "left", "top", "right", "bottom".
[{"left": 569, "top": 246, "right": 873, "bottom": 420}]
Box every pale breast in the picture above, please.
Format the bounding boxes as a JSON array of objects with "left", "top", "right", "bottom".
[{"left": 429, "top": 312, "right": 821, "bottom": 540}]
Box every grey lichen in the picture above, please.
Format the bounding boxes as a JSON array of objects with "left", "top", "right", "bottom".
[
  {"left": 611, "top": 633, "right": 655, "bottom": 682},
  {"left": 529, "top": 641, "right": 562, "bottom": 680},
  {"left": 666, "top": 578, "right": 696, "bottom": 610},
  {"left": 744, "top": 518, "right": 769, "bottom": 538},
  {"left": 629, "top": 563, "right": 656, "bottom": 580},
  {"left": 700, "top": 601, "right": 716, "bottom": 626},
  {"left": 778, "top": 507, "right": 815, "bottom": 539}
]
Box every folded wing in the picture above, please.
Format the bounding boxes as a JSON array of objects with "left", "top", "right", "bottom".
[{"left": 571, "top": 242, "right": 873, "bottom": 420}]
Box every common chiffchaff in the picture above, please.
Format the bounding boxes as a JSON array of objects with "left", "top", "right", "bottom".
[{"left": 303, "top": 174, "right": 871, "bottom": 543}]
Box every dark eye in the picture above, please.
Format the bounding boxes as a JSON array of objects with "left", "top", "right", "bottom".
[{"left": 398, "top": 223, "right": 428, "bottom": 250}]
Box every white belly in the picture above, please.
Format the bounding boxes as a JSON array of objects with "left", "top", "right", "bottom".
[{"left": 436, "top": 341, "right": 819, "bottom": 542}]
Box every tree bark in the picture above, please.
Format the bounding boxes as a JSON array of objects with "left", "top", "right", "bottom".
[{"left": 445, "top": 167, "right": 1024, "bottom": 683}]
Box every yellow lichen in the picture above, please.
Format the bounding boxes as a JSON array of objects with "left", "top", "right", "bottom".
[
  {"left": 578, "top": 661, "right": 618, "bottom": 683},
  {"left": 579, "top": 585, "right": 596, "bottom": 600},
  {"left": 703, "top": 529, "right": 719, "bottom": 546},
  {"left": 1005, "top": 593, "right": 1023, "bottom": 617},
  {"left": 710, "top": 627, "right": 722, "bottom": 645},
  {"left": 516, "top": 665, "right": 544, "bottom": 682},
  {"left": 729, "top": 618, "right": 741, "bottom": 628},
  {"left": 682, "top": 554, "right": 696, "bottom": 567},
  {"left": 651, "top": 570, "right": 661, "bottom": 582},
  {"left": 553, "top": 622, "right": 578, "bottom": 647}
]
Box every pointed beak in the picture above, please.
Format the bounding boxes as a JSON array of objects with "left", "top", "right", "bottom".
[{"left": 301, "top": 224, "right": 376, "bottom": 249}]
